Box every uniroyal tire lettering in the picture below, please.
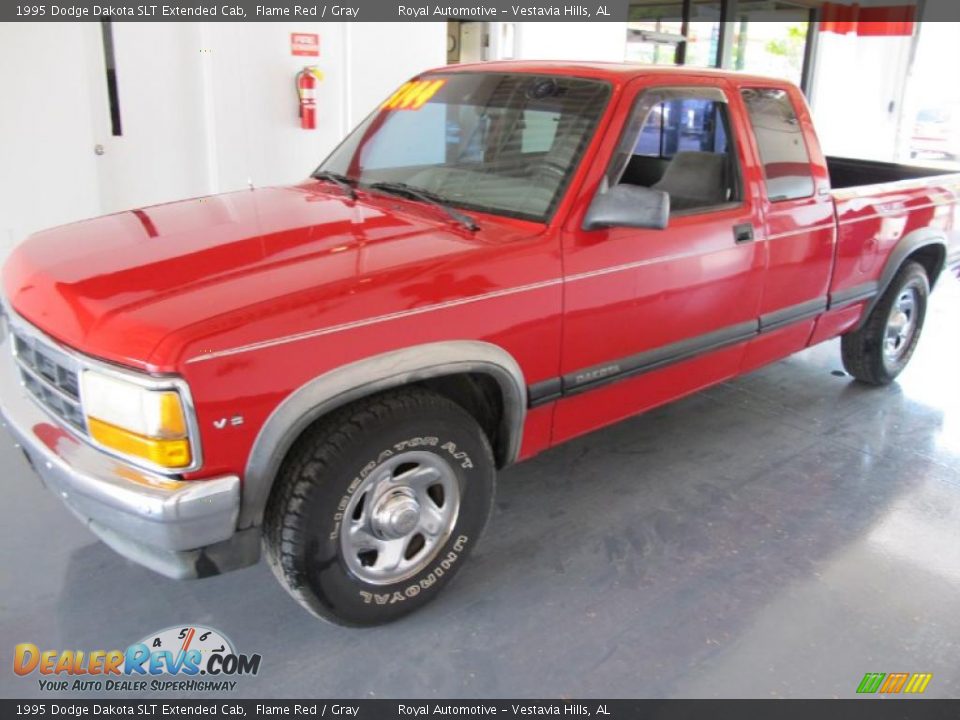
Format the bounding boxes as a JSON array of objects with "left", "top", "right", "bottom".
[
  {"left": 357, "top": 535, "right": 470, "bottom": 604},
  {"left": 357, "top": 592, "right": 391, "bottom": 606}
]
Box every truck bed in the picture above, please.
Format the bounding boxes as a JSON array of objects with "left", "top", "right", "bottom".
[
  {"left": 826, "top": 156, "right": 956, "bottom": 189},
  {"left": 825, "top": 156, "right": 960, "bottom": 298}
]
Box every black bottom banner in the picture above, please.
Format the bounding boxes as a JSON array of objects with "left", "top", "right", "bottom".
[{"left": 3, "top": 699, "right": 959, "bottom": 720}]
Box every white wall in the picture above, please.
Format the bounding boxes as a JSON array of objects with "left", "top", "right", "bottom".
[
  {"left": 92, "top": 22, "right": 212, "bottom": 211},
  {"left": 0, "top": 24, "right": 102, "bottom": 255},
  {"left": 202, "top": 22, "right": 349, "bottom": 193},
  {"left": 346, "top": 23, "right": 447, "bottom": 127},
  {"left": 205, "top": 22, "right": 445, "bottom": 193},
  {"left": 512, "top": 23, "right": 627, "bottom": 62},
  {"left": 0, "top": 21, "right": 446, "bottom": 259}
]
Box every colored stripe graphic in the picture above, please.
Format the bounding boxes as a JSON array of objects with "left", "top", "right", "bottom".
[
  {"left": 879, "top": 672, "right": 909, "bottom": 693},
  {"left": 857, "top": 672, "right": 932, "bottom": 694},
  {"left": 904, "top": 673, "right": 933, "bottom": 694},
  {"left": 856, "top": 673, "right": 885, "bottom": 694}
]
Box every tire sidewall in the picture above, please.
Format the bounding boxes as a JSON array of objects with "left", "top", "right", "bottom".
[
  {"left": 878, "top": 266, "right": 929, "bottom": 379},
  {"left": 295, "top": 401, "right": 494, "bottom": 625}
]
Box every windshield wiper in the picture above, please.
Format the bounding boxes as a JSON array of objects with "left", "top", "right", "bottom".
[
  {"left": 367, "top": 182, "right": 479, "bottom": 231},
  {"left": 312, "top": 170, "right": 357, "bottom": 200}
]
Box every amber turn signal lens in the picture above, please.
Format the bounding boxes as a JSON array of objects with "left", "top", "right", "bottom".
[
  {"left": 154, "top": 391, "right": 188, "bottom": 438},
  {"left": 88, "top": 417, "right": 192, "bottom": 469}
]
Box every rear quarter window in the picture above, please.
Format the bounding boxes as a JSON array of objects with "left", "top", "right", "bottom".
[{"left": 741, "top": 88, "right": 815, "bottom": 202}]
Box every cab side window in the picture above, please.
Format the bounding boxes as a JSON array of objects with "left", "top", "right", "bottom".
[
  {"left": 740, "top": 87, "right": 815, "bottom": 202},
  {"left": 615, "top": 89, "right": 742, "bottom": 214}
]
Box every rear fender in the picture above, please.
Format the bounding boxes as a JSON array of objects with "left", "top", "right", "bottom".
[{"left": 857, "top": 227, "right": 947, "bottom": 328}]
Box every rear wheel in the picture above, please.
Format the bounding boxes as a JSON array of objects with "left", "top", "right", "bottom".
[
  {"left": 841, "top": 261, "right": 929, "bottom": 385},
  {"left": 263, "top": 388, "right": 495, "bottom": 626}
]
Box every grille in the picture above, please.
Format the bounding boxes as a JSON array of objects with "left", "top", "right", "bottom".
[{"left": 12, "top": 328, "right": 87, "bottom": 433}]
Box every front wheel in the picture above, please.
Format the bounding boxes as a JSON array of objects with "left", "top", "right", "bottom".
[
  {"left": 263, "top": 388, "right": 495, "bottom": 626},
  {"left": 841, "top": 261, "right": 929, "bottom": 385}
]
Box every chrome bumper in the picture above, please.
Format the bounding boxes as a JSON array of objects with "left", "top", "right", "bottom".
[{"left": 0, "top": 316, "right": 251, "bottom": 579}]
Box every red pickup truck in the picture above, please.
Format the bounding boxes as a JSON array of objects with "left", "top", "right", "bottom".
[{"left": 2, "top": 62, "right": 959, "bottom": 626}]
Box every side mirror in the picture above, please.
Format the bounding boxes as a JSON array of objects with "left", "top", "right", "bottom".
[{"left": 582, "top": 184, "right": 670, "bottom": 231}]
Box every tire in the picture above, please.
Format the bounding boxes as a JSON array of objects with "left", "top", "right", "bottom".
[
  {"left": 841, "top": 261, "right": 929, "bottom": 385},
  {"left": 263, "top": 388, "right": 495, "bottom": 626}
]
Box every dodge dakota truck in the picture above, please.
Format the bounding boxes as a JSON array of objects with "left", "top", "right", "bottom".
[{"left": 2, "top": 62, "right": 959, "bottom": 626}]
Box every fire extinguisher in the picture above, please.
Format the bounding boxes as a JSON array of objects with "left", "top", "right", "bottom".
[{"left": 296, "top": 67, "right": 321, "bottom": 130}]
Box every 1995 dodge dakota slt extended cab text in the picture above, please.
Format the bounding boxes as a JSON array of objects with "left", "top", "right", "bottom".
[{"left": 2, "top": 62, "right": 959, "bottom": 625}]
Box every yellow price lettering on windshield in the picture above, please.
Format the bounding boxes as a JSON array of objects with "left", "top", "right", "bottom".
[{"left": 381, "top": 79, "right": 446, "bottom": 111}]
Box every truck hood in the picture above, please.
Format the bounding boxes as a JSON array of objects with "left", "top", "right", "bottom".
[{"left": 3, "top": 183, "right": 537, "bottom": 370}]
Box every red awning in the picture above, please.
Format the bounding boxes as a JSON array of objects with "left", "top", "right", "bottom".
[{"left": 820, "top": 2, "right": 916, "bottom": 36}]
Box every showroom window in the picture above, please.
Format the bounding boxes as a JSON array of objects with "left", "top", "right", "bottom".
[
  {"left": 626, "top": 1, "right": 814, "bottom": 91},
  {"left": 740, "top": 87, "right": 815, "bottom": 201},
  {"left": 626, "top": 1, "right": 723, "bottom": 68},
  {"left": 898, "top": 22, "right": 960, "bottom": 169}
]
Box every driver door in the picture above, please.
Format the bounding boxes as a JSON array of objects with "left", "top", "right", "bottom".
[{"left": 552, "top": 77, "right": 766, "bottom": 443}]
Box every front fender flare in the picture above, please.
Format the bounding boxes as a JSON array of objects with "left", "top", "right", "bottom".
[{"left": 238, "top": 341, "right": 526, "bottom": 529}]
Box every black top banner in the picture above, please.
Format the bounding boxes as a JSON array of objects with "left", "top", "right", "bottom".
[
  {"left": 2, "top": 0, "right": 634, "bottom": 22},
  {"left": 5, "top": 0, "right": 960, "bottom": 23}
]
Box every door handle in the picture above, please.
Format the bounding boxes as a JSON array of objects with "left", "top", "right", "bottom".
[{"left": 733, "top": 223, "right": 755, "bottom": 244}]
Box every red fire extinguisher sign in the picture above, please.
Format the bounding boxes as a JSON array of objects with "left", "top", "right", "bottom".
[{"left": 291, "top": 33, "right": 320, "bottom": 57}]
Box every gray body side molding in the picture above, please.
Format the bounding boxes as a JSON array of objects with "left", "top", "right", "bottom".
[
  {"left": 857, "top": 227, "right": 947, "bottom": 328},
  {"left": 238, "top": 341, "right": 526, "bottom": 529}
]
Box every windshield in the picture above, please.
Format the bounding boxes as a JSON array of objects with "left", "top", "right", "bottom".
[{"left": 319, "top": 72, "right": 612, "bottom": 223}]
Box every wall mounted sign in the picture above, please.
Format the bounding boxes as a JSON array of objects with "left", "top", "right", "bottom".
[{"left": 291, "top": 33, "right": 320, "bottom": 57}]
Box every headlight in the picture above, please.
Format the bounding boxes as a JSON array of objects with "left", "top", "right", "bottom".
[{"left": 80, "top": 370, "right": 192, "bottom": 469}]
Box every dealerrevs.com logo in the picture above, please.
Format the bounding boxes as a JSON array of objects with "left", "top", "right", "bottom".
[{"left": 13, "top": 625, "right": 261, "bottom": 693}]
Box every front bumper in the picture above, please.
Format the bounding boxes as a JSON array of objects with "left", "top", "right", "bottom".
[{"left": 0, "top": 315, "right": 255, "bottom": 579}]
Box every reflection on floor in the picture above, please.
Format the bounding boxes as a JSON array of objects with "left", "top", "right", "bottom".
[{"left": 2, "top": 280, "right": 959, "bottom": 699}]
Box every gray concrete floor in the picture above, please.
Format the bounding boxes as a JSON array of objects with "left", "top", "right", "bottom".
[{"left": 3, "top": 280, "right": 959, "bottom": 700}]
